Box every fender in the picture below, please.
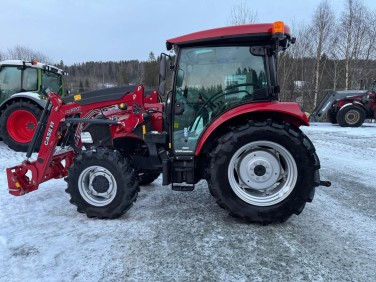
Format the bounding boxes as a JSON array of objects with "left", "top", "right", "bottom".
[
  {"left": 0, "top": 92, "right": 46, "bottom": 112},
  {"left": 195, "top": 101, "right": 309, "bottom": 155},
  {"left": 338, "top": 102, "right": 365, "bottom": 112},
  {"left": 352, "top": 100, "right": 366, "bottom": 108}
]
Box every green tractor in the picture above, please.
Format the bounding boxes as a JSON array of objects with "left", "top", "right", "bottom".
[{"left": 0, "top": 60, "right": 67, "bottom": 151}]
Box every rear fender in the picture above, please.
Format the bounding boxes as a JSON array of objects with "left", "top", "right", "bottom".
[
  {"left": 338, "top": 102, "right": 366, "bottom": 113},
  {"left": 0, "top": 92, "right": 46, "bottom": 113},
  {"left": 195, "top": 102, "right": 308, "bottom": 155}
]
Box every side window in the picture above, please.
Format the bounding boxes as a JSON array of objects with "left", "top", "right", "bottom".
[
  {"left": 0, "top": 66, "right": 22, "bottom": 94},
  {"left": 42, "top": 71, "right": 61, "bottom": 94},
  {"left": 173, "top": 46, "right": 269, "bottom": 153},
  {"left": 22, "top": 67, "right": 38, "bottom": 91}
]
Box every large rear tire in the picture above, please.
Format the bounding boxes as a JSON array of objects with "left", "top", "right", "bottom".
[
  {"left": 207, "top": 120, "right": 320, "bottom": 224},
  {"left": 0, "top": 100, "right": 42, "bottom": 152},
  {"left": 65, "top": 147, "right": 139, "bottom": 219},
  {"left": 337, "top": 105, "right": 365, "bottom": 127}
]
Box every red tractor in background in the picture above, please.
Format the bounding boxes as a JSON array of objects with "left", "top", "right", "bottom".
[
  {"left": 6, "top": 22, "right": 330, "bottom": 224},
  {"left": 310, "top": 81, "right": 376, "bottom": 127}
]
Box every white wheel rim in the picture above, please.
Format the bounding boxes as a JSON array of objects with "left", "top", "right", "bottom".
[
  {"left": 78, "top": 166, "right": 117, "bottom": 207},
  {"left": 228, "top": 141, "right": 297, "bottom": 206}
]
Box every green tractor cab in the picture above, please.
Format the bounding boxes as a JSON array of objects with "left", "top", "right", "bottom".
[{"left": 0, "top": 60, "right": 67, "bottom": 151}]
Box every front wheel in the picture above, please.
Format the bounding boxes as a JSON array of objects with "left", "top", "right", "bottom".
[
  {"left": 207, "top": 121, "right": 320, "bottom": 224},
  {"left": 65, "top": 148, "right": 139, "bottom": 219}
]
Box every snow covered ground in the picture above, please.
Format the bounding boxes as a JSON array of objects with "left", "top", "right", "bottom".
[{"left": 0, "top": 122, "right": 375, "bottom": 282}]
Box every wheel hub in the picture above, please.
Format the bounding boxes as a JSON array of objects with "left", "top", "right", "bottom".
[
  {"left": 238, "top": 150, "right": 280, "bottom": 190},
  {"left": 254, "top": 164, "right": 266, "bottom": 176},
  {"left": 345, "top": 110, "right": 359, "bottom": 124},
  {"left": 78, "top": 166, "right": 118, "bottom": 206},
  {"left": 91, "top": 175, "right": 110, "bottom": 193},
  {"left": 27, "top": 122, "right": 35, "bottom": 130}
]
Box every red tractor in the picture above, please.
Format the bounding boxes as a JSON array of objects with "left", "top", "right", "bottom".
[
  {"left": 332, "top": 81, "right": 376, "bottom": 127},
  {"left": 6, "top": 22, "right": 330, "bottom": 224},
  {"left": 310, "top": 81, "right": 376, "bottom": 127}
]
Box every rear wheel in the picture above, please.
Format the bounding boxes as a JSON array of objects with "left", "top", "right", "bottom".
[
  {"left": 337, "top": 105, "right": 365, "bottom": 127},
  {"left": 65, "top": 147, "right": 139, "bottom": 219},
  {"left": 207, "top": 120, "right": 320, "bottom": 224},
  {"left": 0, "top": 100, "right": 42, "bottom": 152}
]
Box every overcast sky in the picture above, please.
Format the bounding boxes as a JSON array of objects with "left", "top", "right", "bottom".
[{"left": 1, "top": 0, "right": 376, "bottom": 65}]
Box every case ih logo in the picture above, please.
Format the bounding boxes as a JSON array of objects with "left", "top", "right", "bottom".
[
  {"left": 65, "top": 106, "right": 81, "bottom": 115},
  {"left": 44, "top": 121, "right": 55, "bottom": 145}
]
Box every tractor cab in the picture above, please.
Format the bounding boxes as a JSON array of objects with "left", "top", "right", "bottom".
[
  {"left": 155, "top": 22, "right": 300, "bottom": 188},
  {"left": 0, "top": 60, "right": 66, "bottom": 103},
  {"left": 170, "top": 45, "right": 273, "bottom": 154},
  {"left": 160, "top": 23, "right": 293, "bottom": 155}
]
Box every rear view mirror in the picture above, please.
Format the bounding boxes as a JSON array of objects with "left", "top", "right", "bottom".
[
  {"left": 159, "top": 55, "right": 167, "bottom": 82},
  {"left": 158, "top": 55, "right": 167, "bottom": 95}
]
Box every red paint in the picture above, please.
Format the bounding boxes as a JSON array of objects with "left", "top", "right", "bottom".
[
  {"left": 7, "top": 110, "right": 38, "bottom": 143},
  {"left": 336, "top": 91, "right": 376, "bottom": 119},
  {"left": 195, "top": 102, "right": 308, "bottom": 155},
  {"left": 6, "top": 85, "right": 166, "bottom": 196},
  {"left": 167, "top": 23, "right": 291, "bottom": 46}
]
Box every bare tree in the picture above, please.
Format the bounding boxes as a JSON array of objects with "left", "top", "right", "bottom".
[
  {"left": 228, "top": 1, "right": 258, "bottom": 25},
  {"left": 335, "top": 0, "right": 371, "bottom": 89},
  {"left": 6, "top": 45, "right": 51, "bottom": 64},
  {"left": 278, "top": 21, "right": 312, "bottom": 105},
  {"left": 311, "top": 0, "right": 334, "bottom": 107}
]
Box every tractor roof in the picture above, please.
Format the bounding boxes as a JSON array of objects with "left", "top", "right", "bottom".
[
  {"left": 0, "top": 60, "right": 66, "bottom": 75},
  {"left": 166, "top": 23, "right": 291, "bottom": 50}
]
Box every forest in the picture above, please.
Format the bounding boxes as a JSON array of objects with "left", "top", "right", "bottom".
[{"left": 1, "top": 0, "right": 375, "bottom": 113}]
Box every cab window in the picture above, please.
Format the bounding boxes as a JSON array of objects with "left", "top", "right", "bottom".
[
  {"left": 173, "top": 46, "right": 269, "bottom": 153},
  {"left": 0, "top": 66, "right": 22, "bottom": 95},
  {"left": 22, "top": 67, "right": 38, "bottom": 91}
]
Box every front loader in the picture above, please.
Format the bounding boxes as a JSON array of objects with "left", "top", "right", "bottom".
[{"left": 6, "top": 21, "right": 330, "bottom": 224}]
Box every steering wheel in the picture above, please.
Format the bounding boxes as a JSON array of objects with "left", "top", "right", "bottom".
[
  {"left": 200, "top": 83, "right": 260, "bottom": 113},
  {"left": 189, "top": 83, "right": 260, "bottom": 131}
]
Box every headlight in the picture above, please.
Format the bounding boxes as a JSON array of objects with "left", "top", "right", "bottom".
[{"left": 81, "top": 132, "right": 93, "bottom": 143}]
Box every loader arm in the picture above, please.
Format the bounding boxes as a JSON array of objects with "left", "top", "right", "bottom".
[{"left": 6, "top": 87, "right": 145, "bottom": 196}]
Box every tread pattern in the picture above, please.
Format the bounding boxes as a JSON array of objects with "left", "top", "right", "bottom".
[
  {"left": 207, "top": 119, "right": 320, "bottom": 225},
  {"left": 64, "top": 147, "right": 139, "bottom": 219}
]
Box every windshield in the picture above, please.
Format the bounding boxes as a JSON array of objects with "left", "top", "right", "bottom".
[
  {"left": 42, "top": 71, "right": 62, "bottom": 95},
  {"left": 173, "top": 46, "right": 269, "bottom": 153}
]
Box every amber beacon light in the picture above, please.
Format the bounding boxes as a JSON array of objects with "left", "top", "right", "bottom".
[{"left": 272, "top": 21, "right": 285, "bottom": 38}]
